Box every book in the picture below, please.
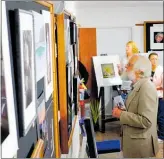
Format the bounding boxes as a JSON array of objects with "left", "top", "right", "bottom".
[{"left": 114, "top": 95, "right": 126, "bottom": 110}]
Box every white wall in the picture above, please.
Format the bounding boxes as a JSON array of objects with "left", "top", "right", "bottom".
[
  {"left": 76, "top": 6, "right": 163, "bottom": 27},
  {"left": 74, "top": 4, "right": 163, "bottom": 115}
]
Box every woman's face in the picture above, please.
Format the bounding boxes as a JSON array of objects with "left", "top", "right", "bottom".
[{"left": 126, "top": 44, "right": 133, "bottom": 58}]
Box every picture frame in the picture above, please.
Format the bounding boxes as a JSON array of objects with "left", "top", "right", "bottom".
[
  {"left": 31, "top": 139, "right": 44, "bottom": 158},
  {"left": 150, "top": 26, "right": 164, "bottom": 50},
  {"left": 1, "top": 1, "right": 19, "bottom": 157},
  {"left": 44, "top": 104, "right": 55, "bottom": 157},
  {"left": 32, "top": 11, "right": 47, "bottom": 82},
  {"left": 92, "top": 55, "right": 122, "bottom": 87},
  {"left": 13, "top": 9, "right": 37, "bottom": 136},
  {"left": 144, "top": 21, "right": 164, "bottom": 52},
  {"left": 42, "top": 10, "right": 53, "bottom": 101},
  {"left": 66, "top": 65, "right": 73, "bottom": 136}
]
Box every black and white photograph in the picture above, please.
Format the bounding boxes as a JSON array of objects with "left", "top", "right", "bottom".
[
  {"left": 1, "top": 2, "right": 18, "bottom": 157},
  {"left": 23, "top": 30, "right": 33, "bottom": 108},
  {"left": 13, "top": 9, "right": 36, "bottom": 136}
]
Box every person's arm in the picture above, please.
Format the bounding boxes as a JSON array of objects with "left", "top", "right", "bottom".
[{"left": 120, "top": 85, "right": 157, "bottom": 129}]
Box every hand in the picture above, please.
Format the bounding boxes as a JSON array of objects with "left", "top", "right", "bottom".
[
  {"left": 112, "top": 107, "right": 122, "bottom": 118},
  {"left": 117, "top": 64, "right": 122, "bottom": 75},
  {"left": 157, "top": 87, "right": 163, "bottom": 91}
]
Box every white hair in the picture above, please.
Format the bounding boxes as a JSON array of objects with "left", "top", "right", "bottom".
[{"left": 133, "top": 55, "right": 152, "bottom": 78}]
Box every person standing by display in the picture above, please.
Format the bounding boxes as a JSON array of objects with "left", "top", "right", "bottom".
[
  {"left": 148, "top": 52, "right": 164, "bottom": 142},
  {"left": 118, "top": 41, "right": 139, "bottom": 76},
  {"left": 112, "top": 55, "right": 159, "bottom": 158}
]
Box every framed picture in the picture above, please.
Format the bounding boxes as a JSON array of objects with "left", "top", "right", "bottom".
[
  {"left": 32, "top": 11, "right": 46, "bottom": 82},
  {"left": 44, "top": 104, "right": 55, "bottom": 157},
  {"left": 1, "top": 1, "right": 18, "bottom": 157},
  {"left": 101, "top": 63, "right": 115, "bottom": 78},
  {"left": 13, "top": 9, "right": 36, "bottom": 136},
  {"left": 70, "top": 21, "right": 77, "bottom": 44},
  {"left": 92, "top": 55, "right": 122, "bottom": 87},
  {"left": 42, "top": 10, "right": 53, "bottom": 101},
  {"left": 66, "top": 65, "right": 73, "bottom": 136},
  {"left": 144, "top": 21, "right": 164, "bottom": 52},
  {"left": 64, "top": 18, "right": 72, "bottom": 64},
  {"left": 37, "top": 98, "right": 47, "bottom": 146},
  {"left": 150, "top": 26, "right": 164, "bottom": 50}
]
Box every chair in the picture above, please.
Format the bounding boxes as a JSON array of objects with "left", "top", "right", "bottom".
[{"left": 84, "top": 117, "right": 121, "bottom": 158}]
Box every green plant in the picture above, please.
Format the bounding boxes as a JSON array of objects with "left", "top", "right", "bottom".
[{"left": 90, "top": 98, "right": 100, "bottom": 124}]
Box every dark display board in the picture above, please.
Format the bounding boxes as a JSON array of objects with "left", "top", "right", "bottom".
[{"left": 5, "top": 1, "right": 54, "bottom": 158}]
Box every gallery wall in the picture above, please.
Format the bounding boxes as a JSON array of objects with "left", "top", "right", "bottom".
[
  {"left": 75, "top": 6, "right": 163, "bottom": 27},
  {"left": 75, "top": 3, "right": 163, "bottom": 115}
]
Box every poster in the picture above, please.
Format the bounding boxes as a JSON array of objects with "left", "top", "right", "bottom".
[
  {"left": 32, "top": 11, "right": 46, "bottom": 82},
  {"left": 42, "top": 10, "right": 53, "bottom": 101}
]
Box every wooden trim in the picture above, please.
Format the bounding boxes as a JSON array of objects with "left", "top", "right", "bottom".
[
  {"left": 135, "top": 24, "right": 144, "bottom": 26},
  {"left": 31, "top": 139, "right": 44, "bottom": 158},
  {"left": 56, "top": 13, "right": 69, "bottom": 154},
  {"left": 144, "top": 21, "right": 147, "bottom": 53},
  {"left": 68, "top": 116, "right": 78, "bottom": 148},
  {"left": 51, "top": 14, "right": 61, "bottom": 158},
  {"left": 144, "top": 21, "right": 164, "bottom": 24},
  {"left": 34, "top": 1, "right": 60, "bottom": 158}
]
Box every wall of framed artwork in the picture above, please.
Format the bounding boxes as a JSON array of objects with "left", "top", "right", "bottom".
[
  {"left": 4, "top": 1, "right": 60, "bottom": 158},
  {"left": 1, "top": 1, "right": 19, "bottom": 157},
  {"left": 144, "top": 21, "right": 164, "bottom": 52},
  {"left": 56, "top": 10, "right": 80, "bottom": 155}
]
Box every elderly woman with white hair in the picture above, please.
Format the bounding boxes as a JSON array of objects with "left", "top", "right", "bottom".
[{"left": 112, "top": 55, "right": 159, "bottom": 158}]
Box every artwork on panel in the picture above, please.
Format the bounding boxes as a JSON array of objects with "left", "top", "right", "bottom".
[
  {"left": 150, "top": 26, "right": 164, "bottom": 50},
  {"left": 32, "top": 11, "right": 46, "bottom": 82},
  {"left": 93, "top": 55, "right": 122, "bottom": 87},
  {"left": 42, "top": 10, "right": 53, "bottom": 101},
  {"left": 101, "top": 63, "right": 115, "bottom": 78},
  {"left": 44, "top": 104, "right": 54, "bottom": 157},
  {"left": 64, "top": 19, "right": 72, "bottom": 64},
  {"left": 66, "top": 66, "right": 72, "bottom": 136},
  {"left": 1, "top": 1, "right": 18, "bottom": 157},
  {"left": 45, "top": 23, "right": 52, "bottom": 84},
  {"left": 13, "top": 9, "right": 36, "bottom": 136}
]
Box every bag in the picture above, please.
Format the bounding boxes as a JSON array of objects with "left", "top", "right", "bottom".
[{"left": 84, "top": 90, "right": 90, "bottom": 100}]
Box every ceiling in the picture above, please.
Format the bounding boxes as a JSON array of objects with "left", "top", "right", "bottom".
[{"left": 71, "top": 1, "right": 163, "bottom": 9}]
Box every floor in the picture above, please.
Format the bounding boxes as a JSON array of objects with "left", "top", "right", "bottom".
[{"left": 95, "top": 121, "right": 164, "bottom": 158}]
